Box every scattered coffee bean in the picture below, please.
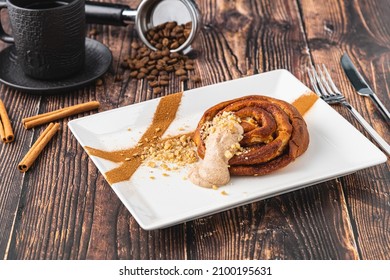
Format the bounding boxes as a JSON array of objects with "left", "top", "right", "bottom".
[
  {"left": 179, "top": 75, "right": 188, "bottom": 81},
  {"left": 131, "top": 42, "right": 140, "bottom": 49},
  {"left": 153, "top": 87, "right": 162, "bottom": 95},
  {"left": 95, "top": 79, "right": 103, "bottom": 86},
  {"left": 160, "top": 75, "right": 169, "bottom": 81},
  {"left": 129, "top": 71, "right": 138, "bottom": 78},
  {"left": 149, "top": 80, "right": 159, "bottom": 88},
  {"left": 191, "top": 75, "right": 201, "bottom": 83},
  {"left": 185, "top": 64, "right": 194, "bottom": 70},
  {"left": 136, "top": 73, "right": 144, "bottom": 79},
  {"left": 159, "top": 80, "right": 169, "bottom": 86},
  {"left": 175, "top": 68, "right": 187, "bottom": 76},
  {"left": 146, "top": 75, "right": 156, "bottom": 81}
]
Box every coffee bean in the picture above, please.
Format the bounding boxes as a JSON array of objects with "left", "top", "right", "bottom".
[
  {"left": 163, "top": 29, "right": 170, "bottom": 37},
  {"left": 131, "top": 42, "right": 140, "bottom": 49},
  {"left": 161, "top": 49, "right": 170, "bottom": 57},
  {"left": 184, "top": 29, "right": 191, "bottom": 38},
  {"left": 149, "top": 52, "right": 161, "bottom": 60},
  {"left": 170, "top": 41, "right": 180, "bottom": 49},
  {"left": 174, "top": 64, "right": 183, "bottom": 70},
  {"left": 191, "top": 75, "right": 201, "bottom": 83},
  {"left": 178, "top": 38, "right": 186, "bottom": 45},
  {"left": 175, "top": 68, "right": 187, "bottom": 76},
  {"left": 162, "top": 38, "right": 169, "bottom": 46},
  {"left": 129, "top": 71, "right": 138, "bottom": 78},
  {"left": 137, "top": 73, "right": 146, "bottom": 79},
  {"left": 170, "top": 52, "right": 180, "bottom": 59},
  {"left": 185, "top": 64, "right": 194, "bottom": 70},
  {"left": 139, "top": 68, "right": 149, "bottom": 74},
  {"left": 173, "top": 25, "right": 183, "bottom": 33},
  {"left": 157, "top": 59, "right": 166, "bottom": 66},
  {"left": 165, "top": 21, "right": 177, "bottom": 30},
  {"left": 179, "top": 75, "right": 188, "bottom": 81},
  {"left": 149, "top": 80, "right": 159, "bottom": 87},
  {"left": 153, "top": 87, "right": 162, "bottom": 95},
  {"left": 146, "top": 75, "right": 156, "bottom": 81},
  {"left": 165, "top": 65, "right": 174, "bottom": 72},
  {"left": 95, "top": 79, "right": 103, "bottom": 86},
  {"left": 185, "top": 22, "right": 192, "bottom": 29},
  {"left": 134, "top": 62, "right": 144, "bottom": 69}
]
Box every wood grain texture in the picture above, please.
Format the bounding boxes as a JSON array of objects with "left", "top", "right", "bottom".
[
  {"left": 0, "top": 0, "right": 388, "bottom": 260},
  {"left": 300, "top": 0, "right": 390, "bottom": 259}
]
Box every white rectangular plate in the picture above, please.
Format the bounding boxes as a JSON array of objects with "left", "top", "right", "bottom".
[{"left": 69, "top": 70, "right": 387, "bottom": 230}]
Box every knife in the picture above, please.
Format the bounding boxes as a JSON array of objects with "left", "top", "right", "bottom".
[{"left": 341, "top": 53, "right": 390, "bottom": 123}]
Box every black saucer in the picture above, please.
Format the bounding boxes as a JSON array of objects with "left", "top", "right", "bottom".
[{"left": 0, "top": 38, "right": 112, "bottom": 94}]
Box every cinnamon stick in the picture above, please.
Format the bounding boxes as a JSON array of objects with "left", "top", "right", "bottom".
[
  {"left": 18, "top": 122, "right": 60, "bottom": 172},
  {"left": 22, "top": 101, "right": 100, "bottom": 129},
  {"left": 0, "top": 99, "right": 14, "bottom": 143}
]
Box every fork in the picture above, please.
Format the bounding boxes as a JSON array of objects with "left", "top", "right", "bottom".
[{"left": 307, "top": 65, "right": 390, "bottom": 156}]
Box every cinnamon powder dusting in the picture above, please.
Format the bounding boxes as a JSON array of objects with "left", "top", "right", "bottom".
[
  {"left": 292, "top": 91, "right": 319, "bottom": 116},
  {"left": 85, "top": 92, "right": 183, "bottom": 184}
]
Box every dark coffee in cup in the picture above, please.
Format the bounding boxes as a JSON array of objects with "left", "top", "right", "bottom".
[
  {"left": 24, "top": 1, "right": 69, "bottom": 9},
  {"left": 0, "top": 0, "right": 86, "bottom": 80}
]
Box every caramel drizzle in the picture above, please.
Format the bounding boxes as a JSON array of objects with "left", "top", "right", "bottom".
[
  {"left": 85, "top": 91, "right": 318, "bottom": 185},
  {"left": 85, "top": 92, "right": 183, "bottom": 184}
]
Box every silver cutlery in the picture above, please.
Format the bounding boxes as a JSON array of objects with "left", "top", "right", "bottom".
[
  {"left": 307, "top": 65, "right": 390, "bottom": 156},
  {"left": 341, "top": 53, "right": 390, "bottom": 123}
]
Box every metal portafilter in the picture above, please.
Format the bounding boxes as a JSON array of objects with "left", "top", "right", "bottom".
[{"left": 85, "top": 0, "right": 201, "bottom": 53}]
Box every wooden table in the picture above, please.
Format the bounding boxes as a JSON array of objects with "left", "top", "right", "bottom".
[{"left": 0, "top": 0, "right": 389, "bottom": 260}]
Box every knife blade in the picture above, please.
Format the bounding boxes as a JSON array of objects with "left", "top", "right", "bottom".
[{"left": 341, "top": 53, "right": 390, "bottom": 123}]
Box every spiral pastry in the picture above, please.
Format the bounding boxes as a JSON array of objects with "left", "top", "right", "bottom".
[{"left": 193, "top": 95, "right": 309, "bottom": 176}]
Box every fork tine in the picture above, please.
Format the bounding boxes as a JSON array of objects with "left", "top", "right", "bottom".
[
  {"left": 322, "top": 65, "right": 341, "bottom": 94},
  {"left": 316, "top": 65, "right": 334, "bottom": 96},
  {"left": 311, "top": 66, "right": 330, "bottom": 96},
  {"left": 307, "top": 67, "right": 321, "bottom": 96}
]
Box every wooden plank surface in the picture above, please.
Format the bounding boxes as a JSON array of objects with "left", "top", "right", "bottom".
[
  {"left": 0, "top": 0, "right": 388, "bottom": 260},
  {"left": 300, "top": 0, "right": 390, "bottom": 259}
]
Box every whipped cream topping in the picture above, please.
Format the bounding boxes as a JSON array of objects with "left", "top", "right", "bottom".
[{"left": 189, "top": 112, "right": 243, "bottom": 188}]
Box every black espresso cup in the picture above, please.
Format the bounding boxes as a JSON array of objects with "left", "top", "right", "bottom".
[{"left": 0, "top": 0, "right": 86, "bottom": 80}]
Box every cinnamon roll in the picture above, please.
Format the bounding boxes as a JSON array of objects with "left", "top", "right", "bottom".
[{"left": 193, "top": 95, "right": 309, "bottom": 176}]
